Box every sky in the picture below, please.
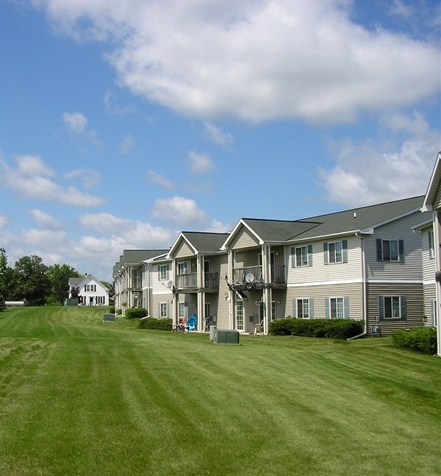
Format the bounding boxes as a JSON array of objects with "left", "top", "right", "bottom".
[{"left": 0, "top": 0, "right": 440, "bottom": 281}]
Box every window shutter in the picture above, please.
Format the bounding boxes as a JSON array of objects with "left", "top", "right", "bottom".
[
  {"left": 399, "top": 240, "right": 404, "bottom": 263},
  {"left": 342, "top": 240, "right": 348, "bottom": 263},
  {"left": 324, "top": 298, "right": 329, "bottom": 319},
  {"left": 376, "top": 239, "right": 383, "bottom": 261},
  {"left": 158, "top": 267, "right": 161, "bottom": 280},
  {"left": 309, "top": 298, "right": 314, "bottom": 319},
  {"left": 400, "top": 296, "right": 407, "bottom": 320},
  {"left": 324, "top": 243, "right": 329, "bottom": 265},
  {"left": 158, "top": 302, "right": 161, "bottom": 318},
  {"left": 166, "top": 301, "right": 170, "bottom": 318},
  {"left": 291, "top": 248, "right": 296, "bottom": 268},
  {"left": 292, "top": 299, "right": 297, "bottom": 318},
  {"left": 344, "top": 296, "right": 349, "bottom": 319},
  {"left": 166, "top": 265, "right": 170, "bottom": 280},
  {"left": 307, "top": 245, "right": 313, "bottom": 267},
  {"left": 378, "top": 296, "right": 384, "bottom": 320}
]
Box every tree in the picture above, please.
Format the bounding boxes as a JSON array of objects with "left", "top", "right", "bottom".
[
  {"left": 0, "top": 248, "right": 7, "bottom": 298},
  {"left": 0, "top": 248, "right": 15, "bottom": 307},
  {"left": 14, "top": 255, "right": 51, "bottom": 306},
  {"left": 47, "top": 264, "right": 82, "bottom": 304}
]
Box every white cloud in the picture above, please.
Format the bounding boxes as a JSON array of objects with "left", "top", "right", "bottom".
[
  {"left": 147, "top": 170, "right": 175, "bottom": 190},
  {"left": 204, "top": 122, "right": 233, "bottom": 147},
  {"left": 119, "top": 134, "right": 136, "bottom": 155},
  {"left": 0, "top": 214, "right": 13, "bottom": 229},
  {"left": 188, "top": 151, "right": 216, "bottom": 174},
  {"left": 319, "top": 111, "right": 441, "bottom": 206},
  {"left": 62, "top": 111, "right": 102, "bottom": 147},
  {"left": 63, "top": 169, "right": 101, "bottom": 188},
  {"left": 29, "top": 209, "right": 64, "bottom": 230},
  {"left": 0, "top": 155, "right": 106, "bottom": 207},
  {"left": 151, "top": 196, "right": 207, "bottom": 227},
  {"left": 63, "top": 111, "right": 87, "bottom": 134},
  {"left": 36, "top": 1, "right": 441, "bottom": 124}
]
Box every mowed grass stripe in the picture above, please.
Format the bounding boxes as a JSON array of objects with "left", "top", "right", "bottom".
[{"left": 0, "top": 307, "right": 440, "bottom": 475}]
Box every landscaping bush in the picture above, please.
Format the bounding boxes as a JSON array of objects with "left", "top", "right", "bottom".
[
  {"left": 125, "top": 308, "right": 147, "bottom": 319},
  {"left": 108, "top": 306, "right": 115, "bottom": 313},
  {"left": 392, "top": 327, "right": 437, "bottom": 354},
  {"left": 269, "top": 318, "right": 363, "bottom": 340},
  {"left": 116, "top": 309, "right": 122, "bottom": 315},
  {"left": 138, "top": 317, "right": 172, "bottom": 331}
]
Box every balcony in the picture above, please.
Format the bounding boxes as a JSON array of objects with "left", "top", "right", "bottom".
[
  {"left": 175, "top": 272, "right": 219, "bottom": 290},
  {"left": 130, "top": 278, "right": 142, "bottom": 290},
  {"left": 232, "top": 265, "right": 286, "bottom": 287}
]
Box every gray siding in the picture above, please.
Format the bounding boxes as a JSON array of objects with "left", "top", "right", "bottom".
[
  {"left": 175, "top": 240, "right": 195, "bottom": 259},
  {"left": 230, "top": 227, "right": 260, "bottom": 250}
]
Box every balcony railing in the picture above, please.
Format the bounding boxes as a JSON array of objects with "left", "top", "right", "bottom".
[
  {"left": 175, "top": 272, "right": 219, "bottom": 290},
  {"left": 233, "top": 265, "right": 285, "bottom": 285},
  {"left": 131, "top": 279, "right": 142, "bottom": 290}
]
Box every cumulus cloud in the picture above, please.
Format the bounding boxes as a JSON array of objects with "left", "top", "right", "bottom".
[
  {"left": 104, "top": 89, "right": 136, "bottom": 115},
  {"left": 29, "top": 209, "right": 64, "bottom": 230},
  {"left": 35, "top": 1, "right": 441, "bottom": 124},
  {"left": 151, "top": 196, "right": 207, "bottom": 227},
  {"left": 0, "top": 214, "right": 13, "bottom": 229},
  {"left": 204, "top": 122, "right": 233, "bottom": 147},
  {"left": 0, "top": 155, "right": 106, "bottom": 207},
  {"left": 319, "top": 111, "right": 441, "bottom": 207},
  {"left": 63, "top": 169, "right": 101, "bottom": 188},
  {"left": 188, "top": 151, "right": 216, "bottom": 174},
  {"left": 62, "top": 111, "right": 102, "bottom": 147},
  {"left": 147, "top": 170, "right": 175, "bottom": 190}
]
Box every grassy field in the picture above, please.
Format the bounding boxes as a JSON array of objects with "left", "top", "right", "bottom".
[{"left": 0, "top": 306, "right": 440, "bottom": 476}]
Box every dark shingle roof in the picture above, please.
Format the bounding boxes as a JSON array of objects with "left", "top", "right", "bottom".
[
  {"left": 242, "top": 196, "right": 424, "bottom": 244},
  {"left": 181, "top": 232, "right": 230, "bottom": 254},
  {"left": 121, "top": 249, "right": 168, "bottom": 265}
]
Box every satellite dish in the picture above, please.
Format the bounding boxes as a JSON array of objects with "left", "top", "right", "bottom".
[
  {"left": 245, "top": 273, "right": 255, "bottom": 283},
  {"left": 167, "top": 281, "right": 173, "bottom": 289}
]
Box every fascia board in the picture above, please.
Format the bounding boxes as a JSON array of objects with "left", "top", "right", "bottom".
[
  {"left": 412, "top": 219, "right": 433, "bottom": 232},
  {"left": 287, "top": 230, "right": 361, "bottom": 245},
  {"left": 168, "top": 233, "right": 198, "bottom": 258},
  {"left": 422, "top": 152, "right": 441, "bottom": 210}
]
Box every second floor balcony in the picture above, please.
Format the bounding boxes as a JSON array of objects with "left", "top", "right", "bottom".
[
  {"left": 175, "top": 272, "right": 219, "bottom": 290},
  {"left": 232, "top": 264, "right": 286, "bottom": 287}
]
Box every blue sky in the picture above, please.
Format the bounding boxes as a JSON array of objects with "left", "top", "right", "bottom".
[{"left": 0, "top": 0, "right": 440, "bottom": 280}]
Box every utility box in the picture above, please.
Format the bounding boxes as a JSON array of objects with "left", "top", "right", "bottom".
[
  {"left": 214, "top": 329, "right": 240, "bottom": 345},
  {"left": 103, "top": 313, "right": 115, "bottom": 322},
  {"left": 209, "top": 325, "right": 217, "bottom": 341},
  {"left": 65, "top": 298, "right": 79, "bottom": 307}
]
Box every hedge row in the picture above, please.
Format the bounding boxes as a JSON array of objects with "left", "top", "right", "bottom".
[
  {"left": 125, "top": 308, "right": 148, "bottom": 319},
  {"left": 392, "top": 327, "right": 437, "bottom": 354},
  {"left": 269, "top": 318, "right": 363, "bottom": 339},
  {"left": 138, "top": 318, "right": 173, "bottom": 331}
]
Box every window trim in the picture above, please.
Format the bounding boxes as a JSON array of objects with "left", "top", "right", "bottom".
[
  {"left": 324, "top": 240, "right": 348, "bottom": 265},
  {"left": 325, "top": 296, "right": 349, "bottom": 319},
  {"left": 378, "top": 296, "right": 407, "bottom": 320},
  {"left": 376, "top": 239, "right": 404, "bottom": 263},
  {"left": 291, "top": 245, "right": 313, "bottom": 267},
  {"left": 158, "top": 264, "right": 169, "bottom": 281},
  {"left": 428, "top": 230, "right": 435, "bottom": 259},
  {"left": 292, "top": 297, "right": 314, "bottom": 319}
]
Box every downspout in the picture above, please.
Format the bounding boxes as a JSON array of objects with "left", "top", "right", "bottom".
[{"left": 347, "top": 233, "right": 367, "bottom": 341}]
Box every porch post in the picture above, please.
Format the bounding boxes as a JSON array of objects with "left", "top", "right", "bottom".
[
  {"left": 228, "top": 248, "right": 234, "bottom": 330},
  {"left": 434, "top": 212, "right": 441, "bottom": 357},
  {"left": 197, "top": 254, "right": 204, "bottom": 331},
  {"left": 261, "top": 245, "right": 271, "bottom": 334}
]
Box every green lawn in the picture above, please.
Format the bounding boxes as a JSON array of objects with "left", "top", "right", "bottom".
[{"left": 0, "top": 306, "right": 440, "bottom": 476}]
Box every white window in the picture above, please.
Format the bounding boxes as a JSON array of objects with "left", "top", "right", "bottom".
[
  {"left": 96, "top": 296, "right": 105, "bottom": 304},
  {"left": 159, "top": 302, "right": 169, "bottom": 318},
  {"left": 324, "top": 241, "right": 347, "bottom": 264},
  {"left": 84, "top": 284, "right": 96, "bottom": 292},
  {"left": 325, "top": 297, "right": 349, "bottom": 319},
  {"left": 178, "top": 302, "right": 188, "bottom": 319},
  {"left": 431, "top": 300, "right": 437, "bottom": 327},
  {"left": 158, "top": 264, "right": 169, "bottom": 281},
  {"left": 205, "top": 302, "right": 211, "bottom": 318},
  {"left": 378, "top": 296, "right": 406, "bottom": 320},
  {"left": 376, "top": 239, "right": 403, "bottom": 262},
  {"left": 428, "top": 230, "right": 434, "bottom": 259},
  {"left": 177, "top": 262, "right": 188, "bottom": 274},
  {"left": 236, "top": 300, "right": 244, "bottom": 331},
  {"left": 271, "top": 301, "right": 276, "bottom": 321},
  {"left": 291, "top": 245, "right": 313, "bottom": 267},
  {"left": 293, "top": 298, "right": 313, "bottom": 319}
]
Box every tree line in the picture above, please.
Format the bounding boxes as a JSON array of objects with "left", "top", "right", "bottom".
[{"left": 0, "top": 247, "right": 100, "bottom": 308}]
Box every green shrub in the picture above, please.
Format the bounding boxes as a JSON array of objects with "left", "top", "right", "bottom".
[
  {"left": 269, "top": 318, "right": 363, "bottom": 340},
  {"left": 116, "top": 309, "right": 122, "bottom": 315},
  {"left": 392, "top": 327, "right": 437, "bottom": 354},
  {"left": 138, "top": 318, "right": 172, "bottom": 331},
  {"left": 125, "top": 308, "right": 147, "bottom": 319},
  {"left": 108, "top": 306, "right": 115, "bottom": 313}
]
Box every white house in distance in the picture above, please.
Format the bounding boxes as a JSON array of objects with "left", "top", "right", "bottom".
[{"left": 68, "top": 274, "right": 109, "bottom": 306}]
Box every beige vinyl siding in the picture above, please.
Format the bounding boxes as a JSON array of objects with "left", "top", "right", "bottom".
[
  {"left": 287, "top": 236, "right": 363, "bottom": 285},
  {"left": 286, "top": 282, "right": 363, "bottom": 320},
  {"left": 216, "top": 261, "right": 230, "bottom": 329},
  {"left": 421, "top": 228, "right": 436, "bottom": 281},
  {"left": 365, "top": 212, "right": 423, "bottom": 282},
  {"left": 230, "top": 227, "right": 260, "bottom": 250},
  {"left": 175, "top": 240, "right": 195, "bottom": 259},
  {"left": 149, "top": 294, "right": 172, "bottom": 319},
  {"left": 423, "top": 283, "right": 436, "bottom": 327},
  {"left": 367, "top": 282, "right": 424, "bottom": 336},
  {"left": 233, "top": 249, "right": 261, "bottom": 268}
]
